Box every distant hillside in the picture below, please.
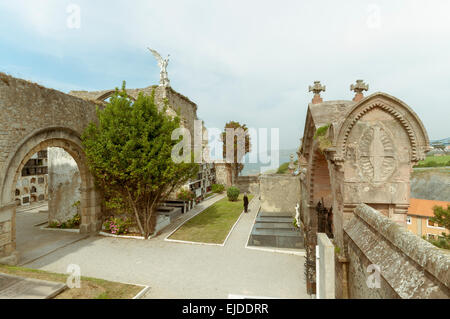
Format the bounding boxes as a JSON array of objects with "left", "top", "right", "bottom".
[
  {"left": 411, "top": 167, "right": 450, "bottom": 202},
  {"left": 240, "top": 148, "right": 297, "bottom": 175},
  {"left": 431, "top": 137, "right": 450, "bottom": 146}
]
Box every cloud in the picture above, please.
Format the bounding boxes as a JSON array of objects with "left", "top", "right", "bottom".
[{"left": 1, "top": 0, "right": 449, "bottom": 149}]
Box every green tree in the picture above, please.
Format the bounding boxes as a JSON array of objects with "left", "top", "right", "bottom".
[
  {"left": 427, "top": 204, "right": 450, "bottom": 250},
  {"left": 82, "top": 83, "right": 197, "bottom": 239},
  {"left": 221, "top": 121, "right": 251, "bottom": 184}
]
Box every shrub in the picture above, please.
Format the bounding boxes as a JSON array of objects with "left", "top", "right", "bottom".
[
  {"left": 277, "top": 160, "right": 298, "bottom": 174},
  {"left": 103, "top": 216, "right": 132, "bottom": 235},
  {"left": 227, "top": 186, "right": 240, "bottom": 201},
  {"left": 211, "top": 184, "right": 225, "bottom": 194},
  {"left": 314, "top": 124, "right": 330, "bottom": 139},
  {"left": 66, "top": 213, "right": 81, "bottom": 228},
  {"left": 177, "top": 189, "right": 195, "bottom": 201},
  {"left": 48, "top": 213, "right": 81, "bottom": 229},
  {"left": 49, "top": 221, "right": 60, "bottom": 228}
]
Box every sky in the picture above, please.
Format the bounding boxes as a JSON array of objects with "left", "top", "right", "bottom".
[{"left": 1, "top": 0, "right": 449, "bottom": 154}]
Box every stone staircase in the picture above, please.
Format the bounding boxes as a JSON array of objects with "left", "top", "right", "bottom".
[{"left": 248, "top": 211, "right": 304, "bottom": 249}]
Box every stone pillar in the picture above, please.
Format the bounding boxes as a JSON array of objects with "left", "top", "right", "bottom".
[
  {"left": 48, "top": 147, "right": 81, "bottom": 224},
  {"left": 316, "top": 233, "right": 335, "bottom": 299},
  {"left": 0, "top": 203, "right": 20, "bottom": 265}
]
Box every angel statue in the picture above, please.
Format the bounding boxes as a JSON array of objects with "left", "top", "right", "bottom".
[{"left": 148, "top": 47, "right": 170, "bottom": 87}]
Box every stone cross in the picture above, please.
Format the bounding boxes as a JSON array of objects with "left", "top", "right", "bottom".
[
  {"left": 350, "top": 80, "right": 368, "bottom": 102},
  {"left": 308, "top": 81, "right": 326, "bottom": 104}
]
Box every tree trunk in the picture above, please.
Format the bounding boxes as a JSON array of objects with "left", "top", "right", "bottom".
[{"left": 126, "top": 190, "right": 145, "bottom": 236}]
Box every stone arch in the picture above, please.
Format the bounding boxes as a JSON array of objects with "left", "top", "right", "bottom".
[
  {"left": 97, "top": 90, "right": 136, "bottom": 102},
  {"left": 334, "top": 92, "right": 431, "bottom": 163},
  {"left": 309, "top": 150, "right": 333, "bottom": 208},
  {"left": 0, "top": 126, "right": 102, "bottom": 264}
]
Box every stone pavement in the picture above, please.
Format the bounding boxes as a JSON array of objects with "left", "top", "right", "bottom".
[
  {"left": 22, "top": 195, "right": 309, "bottom": 299},
  {"left": 16, "top": 203, "right": 88, "bottom": 266},
  {"left": 0, "top": 273, "right": 66, "bottom": 299}
]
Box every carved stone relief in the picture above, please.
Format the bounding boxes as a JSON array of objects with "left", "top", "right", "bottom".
[{"left": 357, "top": 123, "right": 397, "bottom": 184}]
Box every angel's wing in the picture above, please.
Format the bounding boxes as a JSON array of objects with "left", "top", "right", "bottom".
[{"left": 147, "top": 48, "right": 163, "bottom": 67}]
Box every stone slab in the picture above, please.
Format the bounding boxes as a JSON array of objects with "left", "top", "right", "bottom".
[
  {"left": 0, "top": 273, "right": 66, "bottom": 299},
  {"left": 254, "top": 222, "right": 296, "bottom": 229},
  {"left": 256, "top": 216, "right": 293, "bottom": 223}
]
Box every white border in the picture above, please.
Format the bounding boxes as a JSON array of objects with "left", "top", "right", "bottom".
[
  {"left": 40, "top": 225, "right": 80, "bottom": 233},
  {"left": 244, "top": 202, "right": 306, "bottom": 256},
  {"left": 98, "top": 231, "right": 156, "bottom": 240},
  {"left": 228, "top": 293, "right": 276, "bottom": 299},
  {"left": 164, "top": 195, "right": 247, "bottom": 247},
  {"left": 132, "top": 285, "right": 151, "bottom": 299}
]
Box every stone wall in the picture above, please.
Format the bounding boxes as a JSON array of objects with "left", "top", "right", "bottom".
[
  {"left": 48, "top": 147, "right": 81, "bottom": 223},
  {"left": 343, "top": 204, "right": 449, "bottom": 298},
  {"left": 69, "top": 85, "right": 198, "bottom": 141},
  {"left": 0, "top": 73, "right": 103, "bottom": 264},
  {"left": 259, "top": 174, "right": 300, "bottom": 215},
  {"left": 235, "top": 175, "right": 260, "bottom": 194},
  {"left": 214, "top": 163, "right": 229, "bottom": 186}
]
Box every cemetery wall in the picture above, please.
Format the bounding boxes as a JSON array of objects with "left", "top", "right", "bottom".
[
  {"left": 343, "top": 204, "right": 450, "bottom": 298},
  {"left": 235, "top": 175, "right": 259, "bottom": 194},
  {"left": 259, "top": 174, "right": 300, "bottom": 214}
]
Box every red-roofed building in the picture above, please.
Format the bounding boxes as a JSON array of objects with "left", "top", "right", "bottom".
[{"left": 407, "top": 198, "right": 450, "bottom": 240}]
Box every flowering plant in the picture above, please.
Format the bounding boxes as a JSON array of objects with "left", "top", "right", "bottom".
[{"left": 103, "top": 217, "right": 132, "bottom": 235}]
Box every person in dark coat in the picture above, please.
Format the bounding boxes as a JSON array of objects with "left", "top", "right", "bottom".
[{"left": 243, "top": 192, "right": 249, "bottom": 213}]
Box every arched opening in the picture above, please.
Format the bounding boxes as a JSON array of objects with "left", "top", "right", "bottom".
[
  {"left": 310, "top": 150, "right": 333, "bottom": 238},
  {"left": 0, "top": 127, "right": 102, "bottom": 264}
]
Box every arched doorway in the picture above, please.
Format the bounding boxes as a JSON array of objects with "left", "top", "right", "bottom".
[{"left": 0, "top": 127, "right": 102, "bottom": 265}]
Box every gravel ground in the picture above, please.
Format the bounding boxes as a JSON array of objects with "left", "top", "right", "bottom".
[{"left": 22, "top": 195, "right": 308, "bottom": 299}]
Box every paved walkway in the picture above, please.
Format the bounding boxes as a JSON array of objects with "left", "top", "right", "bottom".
[
  {"left": 22, "top": 195, "right": 309, "bottom": 298},
  {"left": 16, "top": 203, "right": 87, "bottom": 266}
]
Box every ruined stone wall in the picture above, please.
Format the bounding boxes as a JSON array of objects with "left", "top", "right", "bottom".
[
  {"left": 70, "top": 85, "right": 198, "bottom": 141},
  {"left": 235, "top": 175, "right": 259, "bottom": 194},
  {"left": 259, "top": 174, "right": 300, "bottom": 215},
  {"left": 0, "top": 73, "right": 101, "bottom": 264},
  {"left": 343, "top": 204, "right": 450, "bottom": 299},
  {"left": 214, "top": 163, "right": 229, "bottom": 186},
  {"left": 48, "top": 147, "right": 81, "bottom": 223},
  {"left": 0, "top": 73, "right": 98, "bottom": 174}
]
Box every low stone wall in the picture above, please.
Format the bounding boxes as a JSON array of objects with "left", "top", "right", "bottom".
[
  {"left": 317, "top": 233, "right": 335, "bottom": 299},
  {"left": 235, "top": 175, "right": 259, "bottom": 194},
  {"left": 344, "top": 204, "right": 450, "bottom": 298},
  {"left": 259, "top": 174, "right": 300, "bottom": 215}
]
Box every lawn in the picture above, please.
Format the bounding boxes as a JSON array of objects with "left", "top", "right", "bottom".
[
  {"left": 415, "top": 154, "right": 450, "bottom": 168},
  {"left": 0, "top": 265, "right": 143, "bottom": 299},
  {"left": 168, "top": 194, "right": 254, "bottom": 244}
]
